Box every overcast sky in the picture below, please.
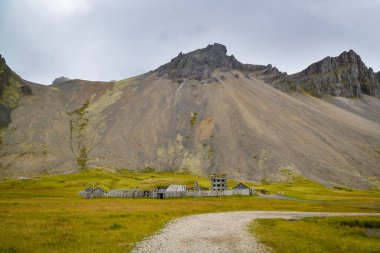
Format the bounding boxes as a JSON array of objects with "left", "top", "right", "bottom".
[{"left": 0, "top": 0, "right": 379, "bottom": 84}]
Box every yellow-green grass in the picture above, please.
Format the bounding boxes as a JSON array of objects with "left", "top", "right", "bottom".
[
  {"left": 0, "top": 169, "right": 217, "bottom": 198},
  {"left": 0, "top": 169, "right": 379, "bottom": 253},
  {"left": 251, "top": 216, "right": 380, "bottom": 253},
  {"left": 255, "top": 177, "right": 380, "bottom": 203}
]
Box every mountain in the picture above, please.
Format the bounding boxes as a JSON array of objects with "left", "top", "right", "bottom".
[
  {"left": 0, "top": 54, "right": 32, "bottom": 129},
  {"left": 0, "top": 44, "right": 379, "bottom": 188}
]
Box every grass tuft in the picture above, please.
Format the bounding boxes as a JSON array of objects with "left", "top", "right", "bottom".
[
  {"left": 190, "top": 112, "right": 197, "bottom": 126},
  {"left": 109, "top": 223, "right": 123, "bottom": 230}
]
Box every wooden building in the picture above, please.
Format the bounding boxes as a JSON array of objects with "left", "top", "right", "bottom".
[
  {"left": 155, "top": 186, "right": 168, "bottom": 199},
  {"left": 81, "top": 186, "right": 107, "bottom": 199},
  {"left": 193, "top": 181, "right": 202, "bottom": 191},
  {"left": 232, "top": 182, "right": 250, "bottom": 190},
  {"left": 166, "top": 185, "right": 187, "bottom": 192}
]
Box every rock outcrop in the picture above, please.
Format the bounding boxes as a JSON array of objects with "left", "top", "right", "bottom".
[
  {"left": 157, "top": 43, "right": 289, "bottom": 85},
  {"left": 0, "top": 54, "right": 32, "bottom": 128},
  {"left": 52, "top": 76, "right": 71, "bottom": 85},
  {"left": 157, "top": 43, "right": 243, "bottom": 80},
  {"left": 277, "top": 50, "right": 380, "bottom": 97}
]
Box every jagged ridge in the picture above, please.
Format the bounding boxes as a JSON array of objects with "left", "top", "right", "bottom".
[
  {"left": 273, "top": 50, "right": 380, "bottom": 97},
  {"left": 158, "top": 44, "right": 380, "bottom": 98}
]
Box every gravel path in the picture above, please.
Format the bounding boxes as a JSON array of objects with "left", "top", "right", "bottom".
[{"left": 132, "top": 211, "right": 380, "bottom": 253}]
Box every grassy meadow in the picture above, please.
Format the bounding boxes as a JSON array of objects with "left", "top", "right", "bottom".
[
  {"left": 0, "top": 168, "right": 379, "bottom": 253},
  {"left": 251, "top": 216, "right": 380, "bottom": 253}
]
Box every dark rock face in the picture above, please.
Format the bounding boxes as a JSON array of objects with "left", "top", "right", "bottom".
[
  {"left": 0, "top": 58, "right": 11, "bottom": 94},
  {"left": 0, "top": 55, "right": 5, "bottom": 65},
  {"left": 0, "top": 55, "right": 12, "bottom": 127},
  {"left": 157, "top": 43, "right": 243, "bottom": 80},
  {"left": 0, "top": 103, "right": 11, "bottom": 128},
  {"left": 244, "top": 64, "right": 288, "bottom": 90},
  {"left": 0, "top": 54, "right": 32, "bottom": 127},
  {"left": 52, "top": 76, "right": 71, "bottom": 85},
  {"left": 157, "top": 43, "right": 288, "bottom": 82},
  {"left": 20, "top": 84, "right": 32, "bottom": 95},
  {"left": 284, "top": 50, "right": 380, "bottom": 97}
]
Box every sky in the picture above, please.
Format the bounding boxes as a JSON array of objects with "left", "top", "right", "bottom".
[{"left": 0, "top": 0, "right": 379, "bottom": 84}]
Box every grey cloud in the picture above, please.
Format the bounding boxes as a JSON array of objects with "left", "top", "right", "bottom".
[{"left": 0, "top": 0, "right": 379, "bottom": 84}]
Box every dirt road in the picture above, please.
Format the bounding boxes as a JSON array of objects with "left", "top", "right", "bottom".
[{"left": 132, "top": 211, "right": 380, "bottom": 253}]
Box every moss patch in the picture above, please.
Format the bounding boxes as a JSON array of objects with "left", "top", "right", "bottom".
[
  {"left": 76, "top": 146, "right": 89, "bottom": 170},
  {"left": 190, "top": 112, "right": 197, "bottom": 126},
  {"left": 68, "top": 100, "right": 90, "bottom": 117}
]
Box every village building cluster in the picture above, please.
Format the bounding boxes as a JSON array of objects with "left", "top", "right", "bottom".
[{"left": 80, "top": 174, "right": 255, "bottom": 199}]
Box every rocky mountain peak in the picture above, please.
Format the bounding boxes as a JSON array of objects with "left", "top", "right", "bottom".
[
  {"left": 285, "top": 49, "right": 380, "bottom": 97},
  {"left": 157, "top": 43, "right": 242, "bottom": 80},
  {"left": 302, "top": 49, "right": 363, "bottom": 75},
  {"left": 201, "top": 43, "right": 228, "bottom": 56}
]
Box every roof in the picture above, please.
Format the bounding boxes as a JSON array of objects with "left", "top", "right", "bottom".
[
  {"left": 211, "top": 174, "right": 227, "bottom": 179},
  {"left": 166, "top": 185, "right": 187, "bottom": 192},
  {"left": 232, "top": 182, "right": 250, "bottom": 190},
  {"left": 94, "top": 185, "right": 110, "bottom": 192}
]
